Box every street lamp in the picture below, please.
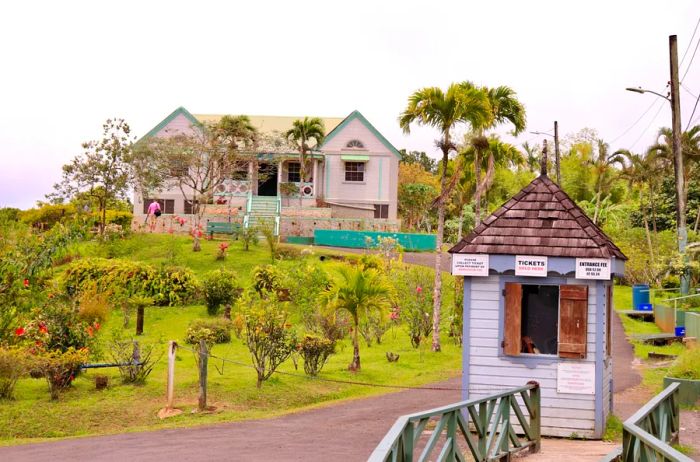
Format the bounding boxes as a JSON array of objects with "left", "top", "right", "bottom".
[
  {"left": 530, "top": 121, "right": 560, "bottom": 184},
  {"left": 625, "top": 35, "right": 687, "bottom": 295}
]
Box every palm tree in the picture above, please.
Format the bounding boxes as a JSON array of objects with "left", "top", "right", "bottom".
[
  {"left": 589, "top": 139, "right": 621, "bottom": 225},
  {"left": 466, "top": 85, "right": 526, "bottom": 222},
  {"left": 522, "top": 141, "right": 540, "bottom": 173},
  {"left": 399, "top": 82, "right": 491, "bottom": 352},
  {"left": 648, "top": 125, "right": 700, "bottom": 229},
  {"left": 285, "top": 117, "right": 325, "bottom": 205},
  {"left": 328, "top": 267, "right": 391, "bottom": 371}
]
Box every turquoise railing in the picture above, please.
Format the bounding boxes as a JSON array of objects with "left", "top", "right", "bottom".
[
  {"left": 603, "top": 382, "right": 692, "bottom": 462},
  {"left": 368, "top": 382, "right": 540, "bottom": 462}
]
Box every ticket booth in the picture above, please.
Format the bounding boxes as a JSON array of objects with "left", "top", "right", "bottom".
[{"left": 448, "top": 172, "right": 627, "bottom": 439}]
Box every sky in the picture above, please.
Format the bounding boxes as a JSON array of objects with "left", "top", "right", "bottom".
[{"left": 1, "top": 0, "right": 699, "bottom": 209}]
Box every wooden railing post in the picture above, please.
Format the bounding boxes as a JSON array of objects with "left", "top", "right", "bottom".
[
  {"left": 198, "top": 339, "right": 208, "bottom": 411},
  {"left": 528, "top": 381, "right": 541, "bottom": 453},
  {"left": 166, "top": 340, "right": 176, "bottom": 409}
]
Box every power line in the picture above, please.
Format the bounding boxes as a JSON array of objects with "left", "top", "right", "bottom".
[
  {"left": 630, "top": 101, "right": 666, "bottom": 150},
  {"left": 682, "top": 83, "right": 698, "bottom": 99},
  {"left": 610, "top": 100, "right": 658, "bottom": 144},
  {"left": 686, "top": 92, "right": 700, "bottom": 130},
  {"left": 680, "top": 25, "right": 700, "bottom": 83},
  {"left": 680, "top": 16, "right": 700, "bottom": 68}
]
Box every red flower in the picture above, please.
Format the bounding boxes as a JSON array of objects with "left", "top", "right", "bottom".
[
  {"left": 93, "top": 322, "right": 101, "bottom": 331},
  {"left": 15, "top": 327, "right": 25, "bottom": 336},
  {"left": 23, "top": 279, "right": 29, "bottom": 288},
  {"left": 38, "top": 323, "right": 48, "bottom": 334},
  {"left": 86, "top": 326, "right": 94, "bottom": 337},
  {"left": 416, "top": 286, "right": 423, "bottom": 294}
]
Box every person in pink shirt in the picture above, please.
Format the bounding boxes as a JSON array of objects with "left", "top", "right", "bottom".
[{"left": 146, "top": 199, "right": 161, "bottom": 231}]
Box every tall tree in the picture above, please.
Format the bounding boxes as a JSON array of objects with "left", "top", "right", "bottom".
[
  {"left": 399, "top": 149, "right": 438, "bottom": 173},
  {"left": 467, "top": 85, "right": 526, "bottom": 222},
  {"left": 52, "top": 119, "right": 134, "bottom": 234},
  {"left": 399, "top": 82, "right": 491, "bottom": 352},
  {"left": 328, "top": 267, "right": 391, "bottom": 371},
  {"left": 589, "top": 139, "right": 620, "bottom": 225},
  {"left": 285, "top": 117, "right": 325, "bottom": 205}
]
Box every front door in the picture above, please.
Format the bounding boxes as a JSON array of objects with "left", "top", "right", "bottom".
[{"left": 257, "top": 163, "right": 278, "bottom": 196}]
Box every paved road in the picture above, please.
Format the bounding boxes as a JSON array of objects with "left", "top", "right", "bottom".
[{"left": 0, "top": 378, "right": 463, "bottom": 462}]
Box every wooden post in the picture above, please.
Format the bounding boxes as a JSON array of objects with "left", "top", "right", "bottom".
[
  {"left": 136, "top": 306, "right": 144, "bottom": 335},
  {"left": 166, "top": 341, "right": 176, "bottom": 409},
  {"left": 198, "top": 339, "right": 208, "bottom": 411}
]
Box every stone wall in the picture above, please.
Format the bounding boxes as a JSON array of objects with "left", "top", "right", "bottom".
[{"left": 280, "top": 217, "right": 399, "bottom": 237}]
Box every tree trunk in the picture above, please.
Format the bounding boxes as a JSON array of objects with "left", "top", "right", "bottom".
[
  {"left": 457, "top": 206, "right": 465, "bottom": 243},
  {"left": 100, "top": 199, "right": 107, "bottom": 235},
  {"left": 348, "top": 317, "right": 361, "bottom": 371},
  {"left": 694, "top": 204, "right": 700, "bottom": 233},
  {"left": 642, "top": 201, "right": 655, "bottom": 270},
  {"left": 650, "top": 183, "right": 658, "bottom": 234},
  {"left": 431, "top": 142, "right": 450, "bottom": 353},
  {"left": 136, "top": 307, "right": 144, "bottom": 335},
  {"left": 474, "top": 149, "right": 481, "bottom": 222},
  {"left": 192, "top": 234, "right": 201, "bottom": 252},
  {"left": 593, "top": 192, "right": 602, "bottom": 225}
]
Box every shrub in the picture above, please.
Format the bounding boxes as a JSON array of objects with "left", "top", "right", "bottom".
[
  {"left": 283, "top": 261, "right": 331, "bottom": 328},
  {"left": 359, "top": 254, "right": 384, "bottom": 272},
  {"left": 391, "top": 265, "right": 433, "bottom": 348},
  {"left": 35, "top": 347, "right": 89, "bottom": 400},
  {"left": 297, "top": 335, "right": 335, "bottom": 376},
  {"left": 62, "top": 258, "right": 198, "bottom": 307},
  {"left": 21, "top": 204, "right": 76, "bottom": 228},
  {"left": 202, "top": 269, "right": 240, "bottom": 316},
  {"left": 216, "top": 242, "right": 230, "bottom": 261},
  {"left": 276, "top": 244, "right": 302, "bottom": 260},
  {"left": 252, "top": 265, "right": 283, "bottom": 295},
  {"left": 259, "top": 220, "right": 279, "bottom": 262},
  {"left": 359, "top": 310, "right": 389, "bottom": 347},
  {"left": 77, "top": 283, "right": 110, "bottom": 324},
  {"left": 0, "top": 347, "right": 29, "bottom": 399},
  {"left": 238, "top": 291, "right": 296, "bottom": 387},
  {"left": 668, "top": 346, "right": 700, "bottom": 380},
  {"left": 236, "top": 226, "right": 259, "bottom": 251},
  {"left": 107, "top": 331, "right": 162, "bottom": 384},
  {"left": 309, "top": 309, "right": 350, "bottom": 343},
  {"left": 186, "top": 319, "right": 232, "bottom": 345}
]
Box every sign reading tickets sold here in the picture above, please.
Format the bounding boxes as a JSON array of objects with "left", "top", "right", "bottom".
[{"left": 515, "top": 255, "right": 548, "bottom": 277}]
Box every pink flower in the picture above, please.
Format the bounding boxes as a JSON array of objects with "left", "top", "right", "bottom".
[{"left": 416, "top": 286, "right": 423, "bottom": 294}]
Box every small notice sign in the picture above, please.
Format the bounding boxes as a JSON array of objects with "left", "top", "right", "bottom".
[
  {"left": 557, "top": 362, "right": 595, "bottom": 395},
  {"left": 515, "top": 255, "right": 548, "bottom": 277},
  {"left": 575, "top": 258, "right": 611, "bottom": 280},
  {"left": 451, "top": 254, "right": 489, "bottom": 276}
]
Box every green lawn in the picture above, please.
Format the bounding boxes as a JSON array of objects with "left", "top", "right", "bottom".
[{"left": 0, "top": 234, "right": 461, "bottom": 444}]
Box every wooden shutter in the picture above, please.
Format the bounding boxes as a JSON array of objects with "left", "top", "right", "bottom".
[
  {"left": 558, "top": 285, "right": 589, "bottom": 359},
  {"left": 503, "top": 282, "right": 522, "bottom": 356}
]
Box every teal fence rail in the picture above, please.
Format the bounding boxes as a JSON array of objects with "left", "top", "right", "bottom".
[
  {"left": 313, "top": 230, "right": 436, "bottom": 251},
  {"left": 603, "top": 382, "right": 692, "bottom": 462},
  {"left": 686, "top": 312, "right": 700, "bottom": 339},
  {"left": 368, "top": 382, "right": 540, "bottom": 462}
]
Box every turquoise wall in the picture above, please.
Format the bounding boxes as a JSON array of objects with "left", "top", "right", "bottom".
[{"left": 313, "top": 230, "right": 436, "bottom": 251}]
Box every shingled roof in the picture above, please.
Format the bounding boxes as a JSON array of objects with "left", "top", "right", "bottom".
[{"left": 449, "top": 174, "right": 627, "bottom": 260}]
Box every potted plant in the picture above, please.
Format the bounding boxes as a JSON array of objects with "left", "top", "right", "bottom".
[
  {"left": 279, "top": 182, "right": 299, "bottom": 206},
  {"left": 663, "top": 346, "right": 700, "bottom": 405}
]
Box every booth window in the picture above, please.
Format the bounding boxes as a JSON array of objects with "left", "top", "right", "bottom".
[
  {"left": 345, "top": 162, "right": 365, "bottom": 182},
  {"left": 143, "top": 199, "right": 174, "bottom": 214},
  {"left": 503, "top": 282, "right": 588, "bottom": 359},
  {"left": 287, "top": 162, "right": 301, "bottom": 183}
]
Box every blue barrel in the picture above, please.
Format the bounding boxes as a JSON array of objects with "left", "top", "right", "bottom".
[{"left": 632, "top": 284, "right": 650, "bottom": 310}]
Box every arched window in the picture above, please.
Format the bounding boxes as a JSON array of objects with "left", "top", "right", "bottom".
[{"left": 346, "top": 139, "right": 364, "bottom": 149}]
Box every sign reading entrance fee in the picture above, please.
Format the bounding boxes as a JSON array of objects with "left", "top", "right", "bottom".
[
  {"left": 557, "top": 362, "right": 595, "bottom": 394},
  {"left": 451, "top": 254, "right": 489, "bottom": 276},
  {"left": 515, "top": 255, "right": 548, "bottom": 277},
  {"left": 575, "top": 258, "right": 611, "bottom": 280}
]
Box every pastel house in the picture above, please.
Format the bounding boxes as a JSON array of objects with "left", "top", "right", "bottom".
[
  {"left": 133, "top": 107, "right": 400, "bottom": 235},
  {"left": 449, "top": 171, "right": 627, "bottom": 438}
]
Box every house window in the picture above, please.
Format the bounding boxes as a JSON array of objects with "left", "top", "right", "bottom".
[
  {"left": 345, "top": 162, "right": 365, "bottom": 182},
  {"left": 346, "top": 139, "right": 364, "bottom": 149},
  {"left": 287, "top": 162, "right": 301, "bottom": 183},
  {"left": 143, "top": 199, "right": 174, "bottom": 214},
  {"left": 184, "top": 200, "right": 198, "bottom": 215},
  {"left": 230, "top": 163, "right": 249, "bottom": 181},
  {"left": 374, "top": 204, "right": 389, "bottom": 219},
  {"left": 503, "top": 283, "right": 588, "bottom": 359}
]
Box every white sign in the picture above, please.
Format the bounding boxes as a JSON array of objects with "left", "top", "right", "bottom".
[
  {"left": 557, "top": 362, "right": 595, "bottom": 395},
  {"left": 515, "top": 255, "right": 548, "bottom": 277},
  {"left": 575, "top": 258, "right": 611, "bottom": 280},
  {"left": 451, "top": 254, "right": 489, "bottom": 277}
]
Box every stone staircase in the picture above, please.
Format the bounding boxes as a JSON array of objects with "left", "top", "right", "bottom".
[{"left": 244, "top": 195, "right": 280, "bottom": 234}]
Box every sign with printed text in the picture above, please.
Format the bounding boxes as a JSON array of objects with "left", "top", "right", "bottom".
[
  {"left": 515, "top": 255, "right": 548, "bottom": 277},
  {"left": 451, "top": 254, "right": 489, "bottom": 277},
  {"left": 575, "top": 258, "right": 611, "bottom": 280},
  {"left": 557, "top": 362, "right": 596, "bottom": 395}
]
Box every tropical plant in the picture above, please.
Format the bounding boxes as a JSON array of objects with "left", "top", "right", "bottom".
[
  {"left": 327, "top": 267, "right": 391, "bottom": 371},
  {"left": 236, "top": 225, "right": 259, "bottom": 251},
  {"left": 0, "top": 347, "right": 30, "bottom": 399},
  {"left": 107, "top": 330, "right": 162, "bottom": 384},
  {"left": 296, "top": 334, "right": 335, "bottom": 376},
  {"left": 185, "top": 318, "right": 232, "bottom": 345},
  {"left": 399, "top": 81, "right": 491, "bottom": 352},
  {"left": 202, "top": 269, "right": 240, "bottom": 316},
  {"left": 35, "top": 347, "right": 89, "bottom": 400},
  {"left": 285, "top": 117, "right": 325, "bottom": 205}
]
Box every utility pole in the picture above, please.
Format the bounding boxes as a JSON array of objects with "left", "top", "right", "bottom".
[
  {"left": 669, "top": 35, "right": 688, "bottom": 295},
  {"left": 554, "top": 121, "right": 561, "bottom": 184}
]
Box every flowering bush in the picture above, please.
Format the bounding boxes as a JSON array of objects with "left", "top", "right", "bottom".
[
  {"left": 35, "top": 347, "right": 89, "bottom": 400},
  {"left": 216, "top": 242, "right": 230, "bottom": 261},
  {"left": 297, "top": 335, "right": 335, "bottom": 376},
  {"left": 185, "top": 319, "right": 232, "bottom": 345},
  {"left": 238, "top": 291, "right": 297, "bottom": 387},
  {"left": 391, "top": 266, "right": 433, "bottom": 348}
]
